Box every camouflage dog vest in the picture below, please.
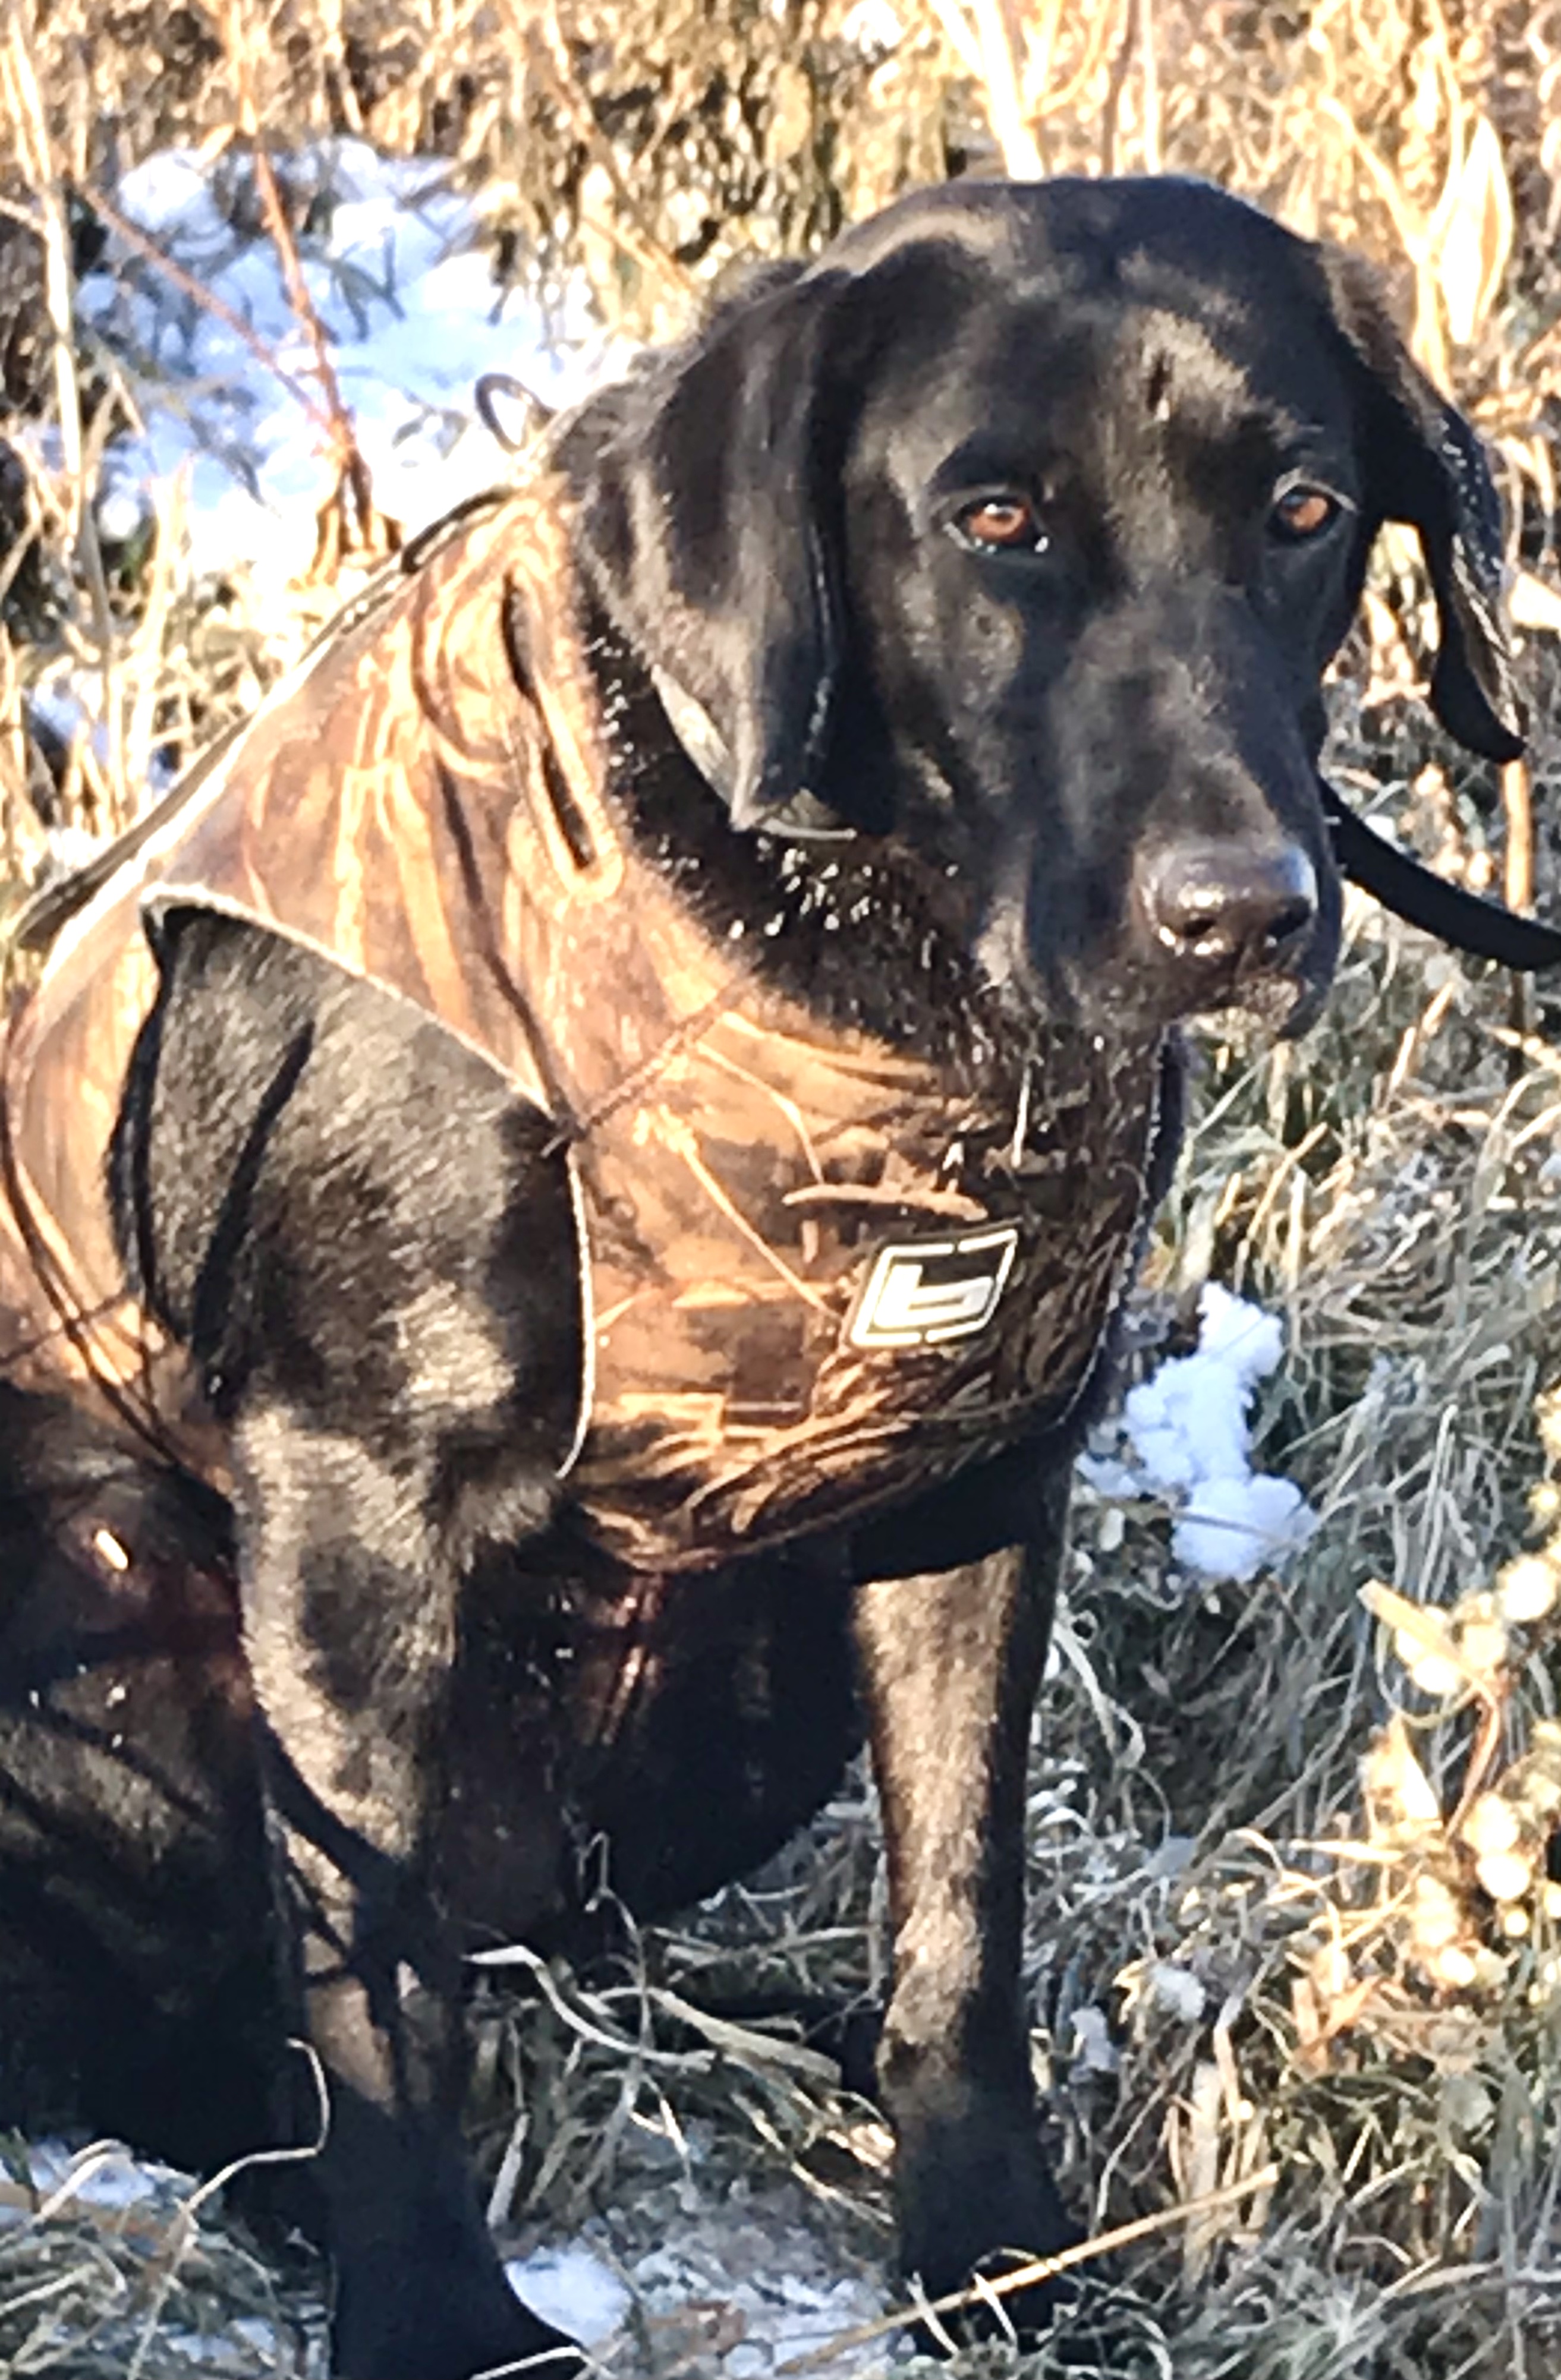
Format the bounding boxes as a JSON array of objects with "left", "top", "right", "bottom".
[{"left": 0, "top": 470, "right": 1163, "bottom": 1572}]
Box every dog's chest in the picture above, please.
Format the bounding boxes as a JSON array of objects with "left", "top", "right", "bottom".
[
  {"left": 567, "top": 986, "right": 1163, "bottom": 1568},
  {"left": 501, "top": 609, "right": 1167, "bottom": 1571}
]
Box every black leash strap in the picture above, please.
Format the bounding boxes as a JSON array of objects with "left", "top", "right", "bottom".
[{"left": 1323, "top": 781, "right": 1561, "bottom": 973}]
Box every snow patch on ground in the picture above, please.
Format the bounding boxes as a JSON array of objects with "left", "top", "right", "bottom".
[
  {"left": 0, "top": 2135, "right": 181, "bottom": 2218},
  {"left": 507, "top": 2241, "right": 632, "bottom": 2346},
  {"left": 607, "top": 2201, "right": 888, "bottom": 2375},
  {"left": 74, "top": 140, "right": 624, "bottom": 611},
  {"left": 1081, "top": 1283, "right": 1317, "bottom": 1583}
]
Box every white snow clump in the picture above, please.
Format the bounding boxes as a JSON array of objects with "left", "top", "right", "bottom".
[{"left": 1084, "top": 1282, "right": 1317, "bottom": 1584}]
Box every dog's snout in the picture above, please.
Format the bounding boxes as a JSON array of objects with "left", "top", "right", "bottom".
[{"left": 1140, "top": 840, "right": 1318, "bottom": 984}]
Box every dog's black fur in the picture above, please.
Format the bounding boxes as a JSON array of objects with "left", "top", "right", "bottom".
[{"left": 0, "top": 178, "right": 1523, "bottom": 2379}]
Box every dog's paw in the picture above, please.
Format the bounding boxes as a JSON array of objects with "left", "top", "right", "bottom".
[
  {"left": 904, "top": 2223, "right": 1084, "bottom": 2353},
  {"left": 892, "top": 2098, "right": 1086, "bottom": 2353},
  {"left": 331, "top": 2254, "right": 581, "bottom": 2380}
]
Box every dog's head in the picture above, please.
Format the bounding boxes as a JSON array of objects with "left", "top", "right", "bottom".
[{"left": 558, "top": 178, "right": 1522, "bottom": 1038}]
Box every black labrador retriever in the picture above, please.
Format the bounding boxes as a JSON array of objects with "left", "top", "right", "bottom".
[{"left": 0, "top": 176, "right": 1524, "bottom": 2379}]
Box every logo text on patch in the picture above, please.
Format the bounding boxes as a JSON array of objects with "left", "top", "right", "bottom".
[{"left": 848, "top": 1224, "right": 1020, "bottom": 1350}]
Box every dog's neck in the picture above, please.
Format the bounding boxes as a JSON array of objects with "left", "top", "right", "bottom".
[{"left": 574, "top": 596, "right": 1047, "bottom": 1067}]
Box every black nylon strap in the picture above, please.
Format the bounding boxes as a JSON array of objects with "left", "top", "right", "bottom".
[{"left": 1323, "top": 781, "right": 1561, "bottom": 973}]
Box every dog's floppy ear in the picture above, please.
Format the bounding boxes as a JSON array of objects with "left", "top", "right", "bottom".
[
  {"left": 559, "top": 264, "right": 856, "bottom": 828},
  {"left": 1319, "top": 247, "right": 1524, "bottom": 762}
]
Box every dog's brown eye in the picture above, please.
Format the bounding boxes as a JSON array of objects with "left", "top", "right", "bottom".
[
  {"left": 1272, "top": 486, "right": 1337, "bottom": 541},
  {"left": 957, "top": 495, "right": 1045, "bottom": 551}
]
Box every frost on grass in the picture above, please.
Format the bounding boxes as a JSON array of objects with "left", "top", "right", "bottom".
[
  {"left": 0, "top": 2138, "right": 890, "bottom": 2380},
  {"left": 0, "top": 2138, "right": 319, "bottom": 2376}
]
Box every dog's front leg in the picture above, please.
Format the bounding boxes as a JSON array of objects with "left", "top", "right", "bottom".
[
  {"left": 232, "top": 1418, "right": 569, "bottom": 2380},
  {"left": 111, "top": 914, "right": 583, "bottom": 2378},
  {"left": 852, "top": 1467, "right": 1075, "bottom": 2318}
]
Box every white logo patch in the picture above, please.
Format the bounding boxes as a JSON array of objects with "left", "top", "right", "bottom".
[{"left": 847, "top": 1224, "right": 1020, "bottom": 1350}]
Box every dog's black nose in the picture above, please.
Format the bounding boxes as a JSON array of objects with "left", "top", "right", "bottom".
[{"left": 1140, "top": 840, "right": 1318, "bottom": 983}]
